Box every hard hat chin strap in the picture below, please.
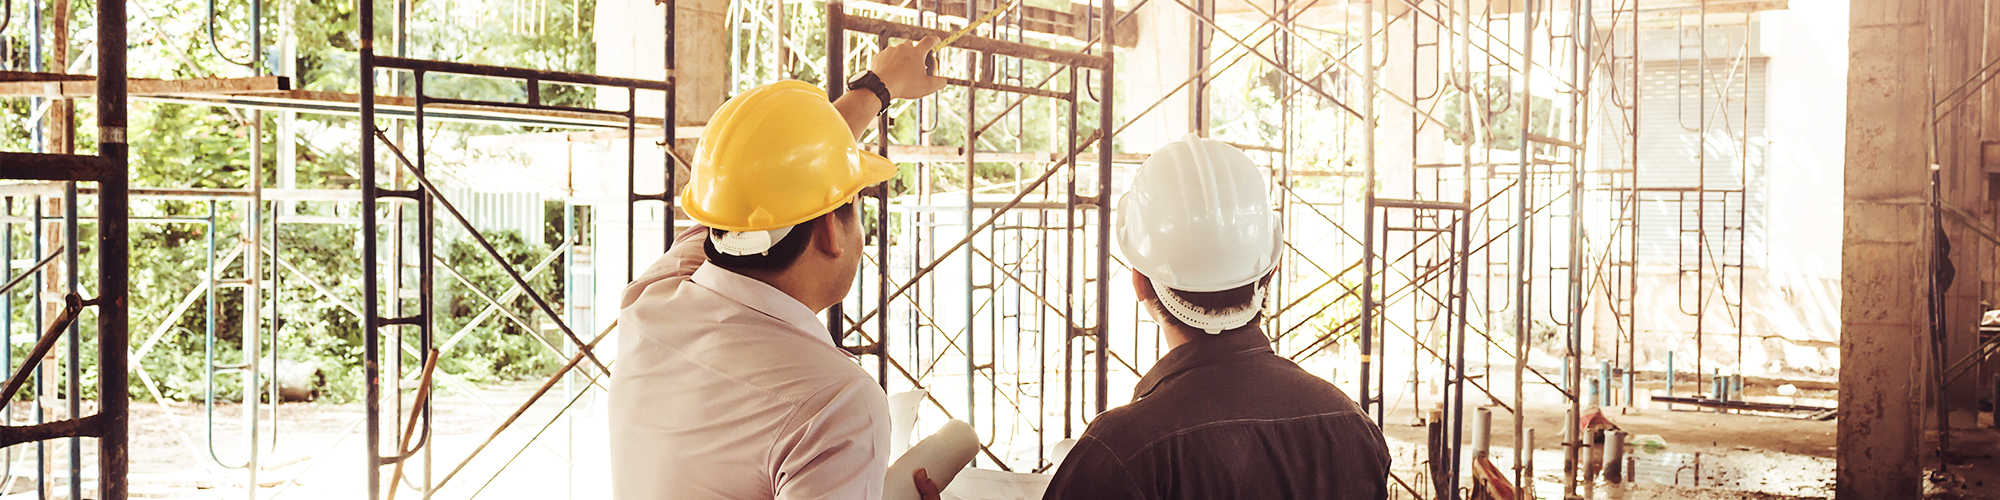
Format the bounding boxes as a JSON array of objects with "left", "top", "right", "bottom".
[{"left": 1152, "top": 280, "right": 1266, "bottom": 335}]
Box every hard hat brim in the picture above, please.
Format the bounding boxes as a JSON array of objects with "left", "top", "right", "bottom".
[{"left": 680, "top": 150, "right": 899, "bottom": 233}]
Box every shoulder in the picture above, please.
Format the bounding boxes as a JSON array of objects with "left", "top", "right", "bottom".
[
  {"left": 1067, "top": 404, "right": 1155, "bottom": 459},
  {"left": 1042, "top": 435, "right": 1148, "bottom": 500}
]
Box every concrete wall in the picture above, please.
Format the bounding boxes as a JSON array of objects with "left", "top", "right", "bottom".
[
  {"left": 1570, "top": 5, "right": 1851, "bottom": 382},
  {"left": 1754, "top": 1, "right": 1849, "bottom": 370}
]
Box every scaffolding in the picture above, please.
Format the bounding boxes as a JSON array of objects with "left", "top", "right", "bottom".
[
  {"left": 8, "top": 0, "right": 673, "bottom": 498},
  {"left": 0, "top": 2, "right": 130, "bottom": 500},
  {"left": 0, "top": 0, "right": 1816, "bottom": 499}
]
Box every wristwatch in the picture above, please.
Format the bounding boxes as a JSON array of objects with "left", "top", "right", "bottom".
[{"left": 846, "top": 71, "right": 894, "bottom": 115}]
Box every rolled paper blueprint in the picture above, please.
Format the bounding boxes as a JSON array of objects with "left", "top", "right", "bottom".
[
  {"left": 1048, "top": 439, "right": 1077, "bottom": 469},
  {"left": 883, "top": 419, "right": 978, "bottom": 500},
  {"left": 888, "top": 390, "right": 929, "bottom": 459}
]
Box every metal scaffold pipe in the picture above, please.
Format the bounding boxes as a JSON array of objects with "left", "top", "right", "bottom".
[{"left": 1359, "top": 0, "right": 1379, "bottom": 427}]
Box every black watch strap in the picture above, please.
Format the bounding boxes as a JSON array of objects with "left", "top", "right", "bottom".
[{"left": 846, "top": 71, "right": 894, "bottom": 115}]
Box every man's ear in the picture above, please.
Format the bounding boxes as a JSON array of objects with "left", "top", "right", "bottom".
[
  {"left": 811, "top": 214, "right": 845, "bottom": 260},
  {"left": 1131, "top": 272, "right": 1157, "bottom": 302}
]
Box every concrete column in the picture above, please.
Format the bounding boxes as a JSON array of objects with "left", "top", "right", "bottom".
[
  {"left": 1837, "top": 0, "right": 1929, "bottom": 498},
  {"left": 595, "top": 0, "right": 728, "bottom": 125},
  {"left": 1120, "top": 0, "right": 1198, "bottom": 153}
]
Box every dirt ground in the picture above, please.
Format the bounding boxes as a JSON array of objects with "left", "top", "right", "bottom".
[
  {"left": 0, "top": 376, "right": 1987, "bottom": 500},
  {"left": 1, "top": 380, "right": 605, "bottom": 500}
]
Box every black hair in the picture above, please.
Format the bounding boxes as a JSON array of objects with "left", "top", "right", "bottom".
[
  {"left": 1150, "top": 273, "right": 1275, "bottom": 332},
  {"left": 704, "top": 203, "right": 854, "bottom": 273}
]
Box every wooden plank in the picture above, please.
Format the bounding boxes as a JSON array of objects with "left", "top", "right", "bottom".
[
  {"left": 73, "top": 187, "right": 363, "bottom": 202},
  {"left": 888, "top": 145, "right": 1054, "bottom": 163},
  {"left": 0, "top": 152, "right": 106, "bottom": 181},
  {"left": 1634, "top": 0, "right": 1788, "bottom": 15},
  {"left": 374, "top": 56, "right": 669, "bottom": 91},
  {"left": 1648, "top": 395, "right": 1833, "bottom": 414},
  {"left": 0, "top": 71, "right": 94, "bottom": 82},
  {"left": 841, "top": 15, "right": 1111, "bottom": 69},
  {"left": 144, "top": 90, "right": 665, "bottom": 130},
  {"left": 0, "top": 76, "right": 292, "bottom": 97},
  {"left": 1526, "top": 132, "right": 1585, "bottom": 150},
  {"left": 848, "top": 0, "right": 1137, "bottom": 48},
  {"left": 467, "top": 126, "right": 705, "bottom": 146}
]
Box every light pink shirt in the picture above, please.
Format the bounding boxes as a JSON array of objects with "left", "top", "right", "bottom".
[{"left": 610, "top": 226, "right": 889, "bottom": 500}]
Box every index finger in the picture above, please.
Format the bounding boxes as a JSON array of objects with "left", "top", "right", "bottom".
[{"left": 914, "top": 35, "right": 942, "bottom": 52}]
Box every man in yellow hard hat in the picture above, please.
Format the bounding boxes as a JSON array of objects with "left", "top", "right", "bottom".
[{"left": 609, "top": 37, "right": 948, "bottom": 500}]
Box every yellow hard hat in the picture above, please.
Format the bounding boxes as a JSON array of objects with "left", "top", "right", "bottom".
[{"left": 681, "top": 80, "right": 898, "bottom": 232}]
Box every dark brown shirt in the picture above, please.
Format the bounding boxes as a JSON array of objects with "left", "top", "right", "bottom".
[{"left": 1042, "top": 330, "right": 1390, "bottom": 500}]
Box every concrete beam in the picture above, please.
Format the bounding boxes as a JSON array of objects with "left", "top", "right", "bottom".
[{"left": 1837, "top": 0, "right": 1930, "bottom": 498}]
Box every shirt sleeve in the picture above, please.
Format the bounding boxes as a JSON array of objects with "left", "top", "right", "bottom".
[
  {"left": 1040, "top": 436, "right": 1147, "bottom": 500},
  {"left": 771, "top": 376, "right": 891, "bottom": 500},
  {"left": 620, "top": 224, "right": 711, "bottom": 308}
]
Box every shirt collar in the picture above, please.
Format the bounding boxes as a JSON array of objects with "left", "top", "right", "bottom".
[
  {"left": 1132, "top": 329, "right": 1275, "bottom": 401},
  {"left": 690, "top": 262, "right": 845, "bottom": 355}
]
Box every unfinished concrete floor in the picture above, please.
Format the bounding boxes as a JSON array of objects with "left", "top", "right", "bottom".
[
  {"left": 1924, "top": 412, "right": 2000, "bottom": 500},
  {"left": 1379, "top": 402, "right": 1837, "bottom": 499}
]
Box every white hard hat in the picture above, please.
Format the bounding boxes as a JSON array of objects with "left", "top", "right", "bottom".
[{"left": 1116, "top": 134, "right": 1281, "bottom": 333}]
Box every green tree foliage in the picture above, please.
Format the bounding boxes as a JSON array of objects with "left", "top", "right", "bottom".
[
  {"left": 436, "top": 231, "right": 565, "bottom": 382},
  {"left": 1440, "top": 73, "right": 1561, "bottom": 152},
  {"left": 2, "top": 0, "right": 596, "bottom": 403}
]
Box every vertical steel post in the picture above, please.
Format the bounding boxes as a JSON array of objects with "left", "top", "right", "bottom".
[
  {"left": 245, "top": 109, "right": 264, "bottom": 499},
  {"left": 1450, "top": 2, "right": 1478, "bottom": 494},
  {"left": 1667, "top": 350, "right": 1675, "bottom": 401},
  {"left": 870, "top": 34, "right": 892, "bottom": 389},
  {"left": 94, "top": 0, "right": 131, "bottom": 492},
  {"left": 1693, "top": 0, "right": 1707, "bottom": 414},
  {"left": 414, "top": 69, "right": 437, "bottom": 499},
  {"left": 2, "top": 199, "right": 10, "bottom": 461},
  {"left": 359, "top": 0, "right": 382, "bottom": 493},
  {"left": 1359, "top": 0, "right": 1378, "bottom": 425},
  {"left": 65, "top": 145, "right": 81, "bottom": 500},
  {"left": 965, "top": 0, "right": 980, "bottom": 439},
  {"left": 826, "top": 2, "right": 844, "bottom": 99},
  {"left": 665, "top": 0, "right": 678, "bottom": 250},
  {"left": 1094, "top": 0, "right": 1115, "bottom": 416},
  {"left": 32, "top": 198, "right": 45, "bottom": 496},
  {"left": 1602, "top": 361, "right": 1614, "bottom": 406},
  {"left": 1626, "top": 0, "right": 1640, "bottom": 411},
  {"left": 1063, "top": 66, "right": 1079, "bottom": 438}
]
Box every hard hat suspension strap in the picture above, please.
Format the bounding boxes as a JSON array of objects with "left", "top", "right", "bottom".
[{"left": 1152, "top": 279, "right": 1266, "bottom": 335}]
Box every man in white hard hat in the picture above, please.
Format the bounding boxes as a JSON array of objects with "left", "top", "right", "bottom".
[
  {"left": 609, "top": 37, "right": 951, "bottom": 500},
  {"left": 1040, "top": 135, "right": 1391, "bottom": 499}
]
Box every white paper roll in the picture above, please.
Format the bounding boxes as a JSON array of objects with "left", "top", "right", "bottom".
[
  {"left": 888, "top": 390, "right": 929, "bottom": 460},
  {"left": 882, "top": 420, "right": 978, "bottom": 500},
  {"left": 1048, "top": 439, "right": 1077, "bottom": 469}
]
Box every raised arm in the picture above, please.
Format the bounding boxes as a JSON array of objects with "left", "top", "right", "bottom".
[{"left": 834, "top": 36, "right": 950, "bottom": 139}]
